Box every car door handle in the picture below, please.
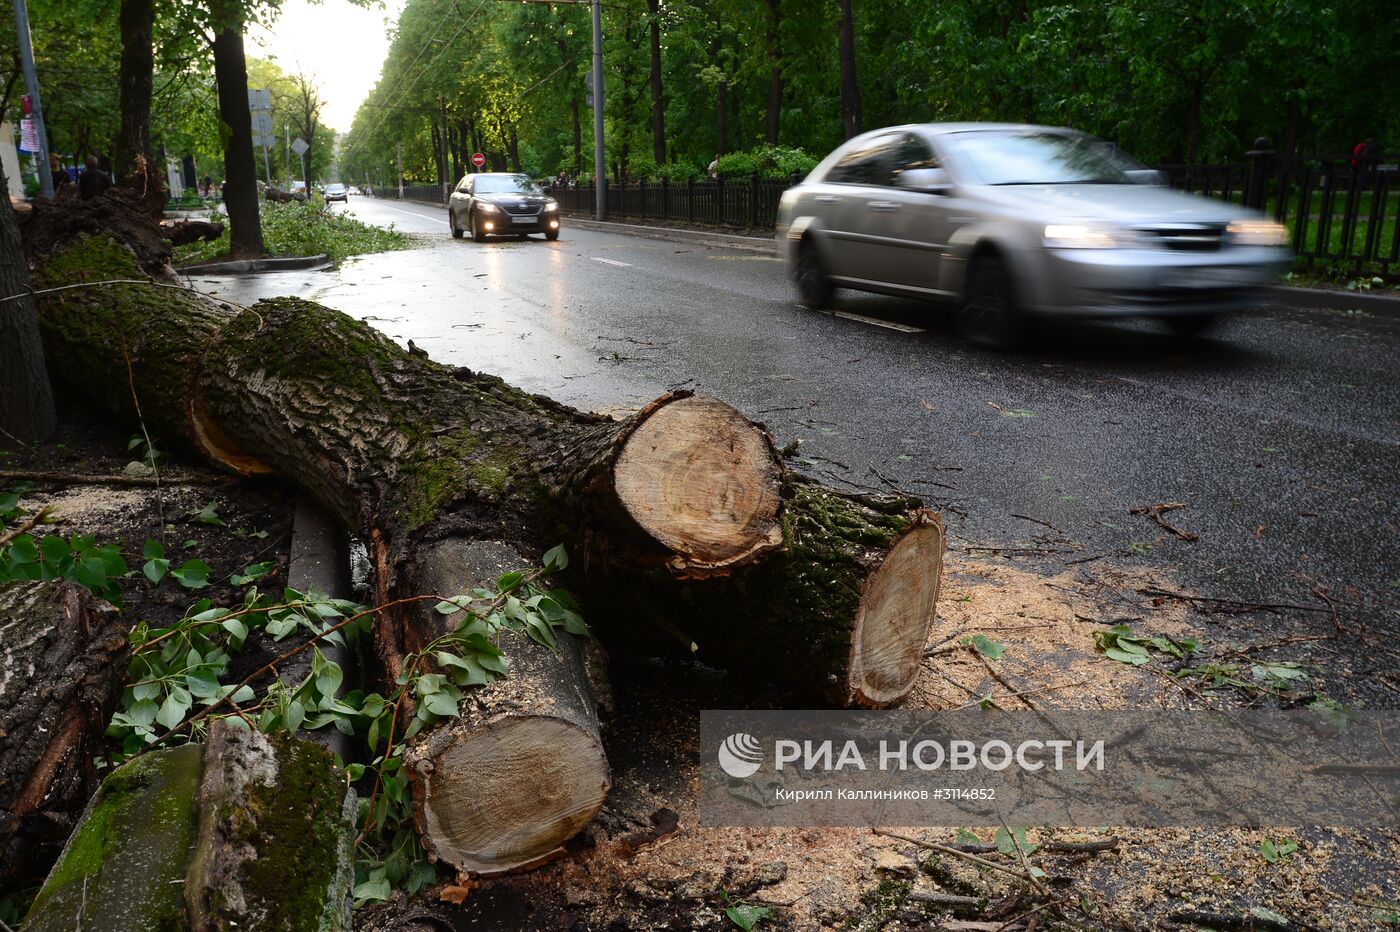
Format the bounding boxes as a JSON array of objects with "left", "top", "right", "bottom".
[
  {"left": 869, "top": 201, "right": 900, "bottom": 212},
  {"left": 815, "top": 195, "right": 840, "bottom": 203}
]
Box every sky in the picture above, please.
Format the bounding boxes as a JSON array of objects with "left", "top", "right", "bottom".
[{"left": 251, "top": 0, "right": 406, "bottom": 133}]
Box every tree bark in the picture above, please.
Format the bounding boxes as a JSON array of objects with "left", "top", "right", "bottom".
[
  {"left": 0, "top": 161, "right": 56, "bottom": 443},
  {"left": 837, "top": 0, "right": 862, "bottom": 139},
  {"left": 0, "top": 581, "right": 126, "bottom": 891},
  {"left": 114, "top": 0, "right": 155, "bottom": 179},
  {"left": 210, "top": 8, "right": 264, "bottom": 257},
  {"left": 403, "top": 540, "right": 608, "bottom": 875},
  {"left": 648, "top": 0, "right": 665, "bottom": 165},
  {"left": 23, "top": 721, "right": 355, "bottom": 931},
  {"left": 765, "top": 0, "right": 783, "bottom": 146}
]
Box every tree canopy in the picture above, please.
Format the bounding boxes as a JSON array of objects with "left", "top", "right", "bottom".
[{"left": 342, "top": 0, "right": 1398, "bottom": 187}]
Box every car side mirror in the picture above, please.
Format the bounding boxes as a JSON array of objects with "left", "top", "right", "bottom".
[
  {"left": 1124, "top": 169, "right": 1166, "bottom": 186},
  {"left": 897, "top": 167, "right": 952, "bottom": 193}
]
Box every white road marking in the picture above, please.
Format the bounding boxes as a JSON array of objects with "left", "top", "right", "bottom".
[
  {"left": 374, "top": 202, "right": 450, "bottom": 226},
  {"left": 827, "top": 310, "right": 925, "bottom": 333},
  {"left": 591, "top": 257, "right": 633, "bottom": 267}
]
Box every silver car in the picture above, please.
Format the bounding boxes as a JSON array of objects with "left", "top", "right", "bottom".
[{"left": 776, "top": 123, "right": 1291, "bottom": 347}]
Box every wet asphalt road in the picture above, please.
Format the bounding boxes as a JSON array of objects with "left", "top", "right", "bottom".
[{"left": 195, "top": 196, "right": 1400, "bottom": 688}]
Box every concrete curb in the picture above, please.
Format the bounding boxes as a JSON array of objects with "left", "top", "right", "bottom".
[
  {"left": 1264, "top": 284, "right": 1400, "bottom": 316},
  {"left": 285, "top": 497, "right": 353, "bottom": 759},
  {"left": 179, "top": 253, "right": 332, "bottom": 276}
]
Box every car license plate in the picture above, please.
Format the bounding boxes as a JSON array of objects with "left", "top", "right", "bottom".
[
  {"left": 1161, "top": 267, "right": 1255, "bottom": 289},
  {"left": 515, "top": 217, "right": 538, "bottom": 224}
]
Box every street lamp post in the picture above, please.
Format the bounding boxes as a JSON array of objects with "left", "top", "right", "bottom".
[
  {"left": 591, "top": 0, "right": 606, "bottom": 220},
  {"left": 11, "top": 0, "right": 52, "bottom": 198}
]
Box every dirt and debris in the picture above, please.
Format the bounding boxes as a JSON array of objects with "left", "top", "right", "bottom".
[{"left": 6, "top": 412, "right": 1395, "bottom": 930}]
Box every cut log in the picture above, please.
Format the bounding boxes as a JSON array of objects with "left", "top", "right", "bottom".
[
  {"left": 598, "top": 480, "right": 946, "bottom": 707},
  {"left": 0, "top": 580, "right": 128, "bottom": 891},
  {"left": 403, "top": 540, "right": 609, "bottom": 876},
  {"left": 162, "top": 218, "right": 226, "bottom": 247},
  {"left": 23, "top": 720, "right": 355, "bottom": 931}
]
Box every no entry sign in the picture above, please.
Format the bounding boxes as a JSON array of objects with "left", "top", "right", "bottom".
[{"left": 471, "top": 152, "right": 486, "bottom": 168}]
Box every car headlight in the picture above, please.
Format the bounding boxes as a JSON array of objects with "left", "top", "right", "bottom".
[
  {"left": 476, "top": 202, "right": 499, "bottom": 213},
  {"left": 1043, "top": 222, "right": 1140, "bottom": 249},
  {"left": 1227, "top": 219, "right": 1288, "bottom": 247},
  {"left": 543, "top": 201, "right": 559, "bottom": 212}
]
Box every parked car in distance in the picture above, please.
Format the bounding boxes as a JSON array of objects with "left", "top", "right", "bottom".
[
  {"left": 323, "top": 183, "right": 348, "bottom": 203},
  {"left": 448, "top": 173, "right": 561, "bottom": 241},
  {"left": 776, "top": 123, "right": 1291, "bottom": 347}
]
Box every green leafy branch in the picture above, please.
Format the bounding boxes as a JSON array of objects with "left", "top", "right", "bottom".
[{"left": 105, "top": 541, "right": 587, "bottom": 907}]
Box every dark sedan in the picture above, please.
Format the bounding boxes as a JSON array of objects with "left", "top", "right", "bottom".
[{"left": 448, "top": 173, "right": 561, "bottom": 241}]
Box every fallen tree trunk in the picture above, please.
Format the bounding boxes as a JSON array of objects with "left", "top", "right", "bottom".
[
  {"left": 31, "top": 234, "right": 943, "bottom": 703},
  {"left": 22, "top": 720, "right": 355, "bottom": 931},
  {"left": 0, "top": 580, "right": 128, "bottom": 892},
  {"left": 27, "top": 231, "right": 945, "bottom": 870},
  {"left": 403, "top": 540, "right": 609, "bottom": 875},
  {"left": 162, "top": 218, "right": 226, "bottom": 247}
]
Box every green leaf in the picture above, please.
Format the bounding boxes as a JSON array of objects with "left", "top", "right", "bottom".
[
  {"left": 497, "top": 570, "right": 525, "bottom": 592},
  {"left": 156, "top": 691, "right": 190, "bottom": 729},
  {"left": 191, "top": 503, "right": 226, "bottom": 526},
  {"left": 170, "top": 559, "right": 211, "bottom": 589},
  {"left": 423, "top": 691, "right": 460, "bottom": 718},
  {"left": 542, "top": 543, "right": 569, "bottom": 571},
  {"left": 353, "top": 877, "right": 392, "bottom": 904},
  {"left": 142, "top": 539, "right": 165, "bottom": 561},
  {"left": 143, "top": 557, "right": 170, "bottom": 584},
  {"left": 725, "top": 903, "right": 771, "bottom": 931},
  {"left": 961, "top": 634, "right": 1005, "bottom": 660},
  {"left": 230, "top": 562, "right": 275, "bottom": 586},
  {"left": 1103, "top": 646, "right": 1152, "bottom": 665}
]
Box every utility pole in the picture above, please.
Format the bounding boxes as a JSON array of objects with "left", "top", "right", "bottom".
[
  {"left": 591, "top": 0, "right": 606, "bottom": 220},
  {"left": 12, "top": 0, "right": 52, "bottom": 198},
  {"left": 285, "top": 124, "right": 291, "bottom": 187},
  {"left": 396, "top": 142, "right": 403, "bottom": 199}
]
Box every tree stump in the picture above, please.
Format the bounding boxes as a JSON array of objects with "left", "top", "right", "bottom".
[{"left": 22, "top": 720, "right": 355, "bottom": 931}]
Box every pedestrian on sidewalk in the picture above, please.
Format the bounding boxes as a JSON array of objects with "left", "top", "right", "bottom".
[{"left": 77, "top": 155, "right": 112, "bottom": 200}]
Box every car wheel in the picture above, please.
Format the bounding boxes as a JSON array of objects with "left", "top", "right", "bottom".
[
  {"left": 470, "top": 212, "right": 486, "bottom": 241},
  {"left": 545, "top": 229, "right": 560, "bottom": 241},
  {"left": 794, "top": 238, "right": 834, "bottom": 308},
  {"left": 958, "top": 253, "right": 1024, "bottom": 349},
  {"left": 449, "top": 210, "right": 464, "bottom": 239},
  {"left": 1164, "top": 313, "right": 1220, "bottom": 337}
]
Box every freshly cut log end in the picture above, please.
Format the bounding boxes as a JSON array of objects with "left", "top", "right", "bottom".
[
  {"left": 412, "top": 714, "right": 609, "bottom": 875},
  {"left": 848, "top": 510, "right": 945, "bottom": 707},
  {"left": 613, "top": 395, "right": 783, "bottom": 574},
  {"left": 405, "top": 540, "right": 609, "bottom": 876}
]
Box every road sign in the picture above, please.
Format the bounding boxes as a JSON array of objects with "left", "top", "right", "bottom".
[
  {"left": 248, "top": 89, "right": 272, "bottom": 112},
  {"left": 471, "top": 152, "right": 486, "bottom": 168},
  {"left": 253, "top": 134, "right": 276, "bottom": 149},
  {"left": 291, "top": 137, "right": 309, "bottom": 156},
  {"left": 252, "top": 111, "right": 274, "bottom": 136}
]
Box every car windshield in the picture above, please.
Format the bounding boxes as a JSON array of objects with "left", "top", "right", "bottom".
[
  {"left": 943, "top": 130, "right": 1146, "bottom": 185},
  {"left": 474, "top": 174, "right": 543, "bottom": 195},
  {"left": 326, "top": 184, "right": 344, "bottom": 192}
]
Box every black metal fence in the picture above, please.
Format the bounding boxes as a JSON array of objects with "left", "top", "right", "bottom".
[
  {"left": 388, "top": 147, "right": 1398, "bottom": 268},
  {"left": 552, "top": 174, "right": 803, "bottom": 231}
]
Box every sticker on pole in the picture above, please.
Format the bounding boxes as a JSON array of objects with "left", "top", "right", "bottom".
[
  {"left": 471, "top": 152, "right": 486, "bottom": 168},
  {"left": 19, "top": 119, "right": 39, "bottom": 153}
]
